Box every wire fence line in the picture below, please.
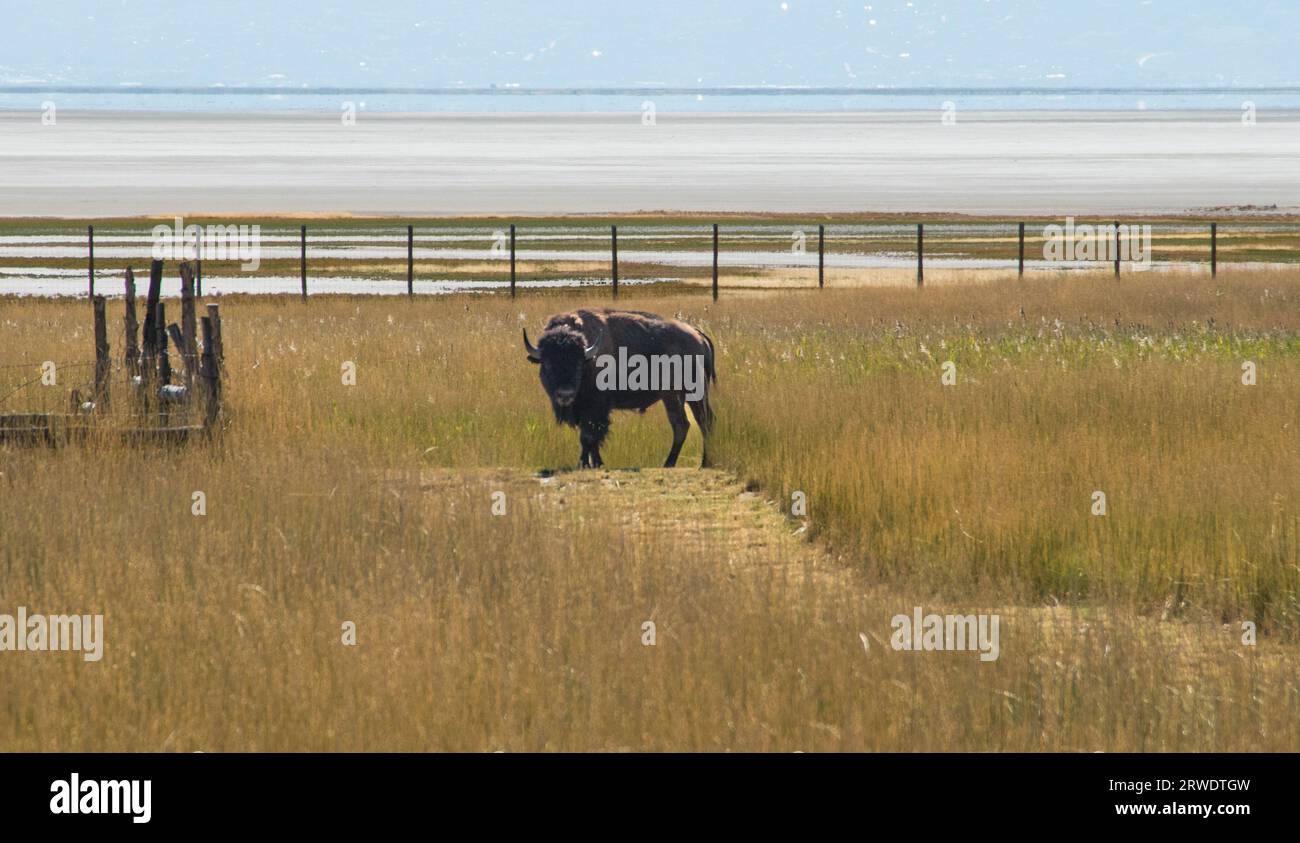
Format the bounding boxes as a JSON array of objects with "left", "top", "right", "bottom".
[
  {"left": 1, "top": 218, "right": 1294, "bottom": 300},
  {"left": 0, "top": 361, "right": 96, "bottom": 407}
]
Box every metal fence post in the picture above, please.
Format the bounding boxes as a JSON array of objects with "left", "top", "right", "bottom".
[
  {"left": 1114, "top": 220, "right": 1121, "bottom": 279},
  {"left": 916, "top": 223, "right": 924, "bottom": 287},
  {"left": 712, "top": 223, "right": 719, "bottom": 301},
  {"left": 300, "top": 224, "right": 308, "bottom": 301},
  {"left": 1211, "top": 222, "right": 1218, "bottom": 277},
  {"left": 1018, "top": 222, "right": 1025, "bottom": 278},
  {"left": 818, "top": 224, "right": 825, "bottom": 289}
]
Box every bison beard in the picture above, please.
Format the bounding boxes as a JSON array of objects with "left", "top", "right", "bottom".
[
  {"left": 530, "top": 326, "right": 613, "bottom": 468},
  {"left": 524, "top": 309, "right": 716, "bottom": 469}
]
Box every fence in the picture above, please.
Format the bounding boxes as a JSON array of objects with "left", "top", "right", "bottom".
[
  {"left": 1, "top": 259, "right": 225, "bottom": 446},
  {"left": 310, "top": 219, "right": 1234, "bottom": 298},
  {"left": 4, "top": 219, "right": 1280, "bottom": 301}
]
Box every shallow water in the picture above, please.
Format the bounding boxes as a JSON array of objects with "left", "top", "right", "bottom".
[{"left": 0, "top": 274, "right": 677, "bottom": 298}]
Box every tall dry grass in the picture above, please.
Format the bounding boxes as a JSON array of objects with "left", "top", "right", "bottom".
[
  {"left": 0, "top": 267, "right": 1297, "bottom": 750},
  {"left": 707, "top": 271, "right": 1300, "bottom": 634}
]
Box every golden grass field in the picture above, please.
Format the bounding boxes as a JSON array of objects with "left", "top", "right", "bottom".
[{"left": 0, "top": 268, "right": 1297, "bottom": 751}]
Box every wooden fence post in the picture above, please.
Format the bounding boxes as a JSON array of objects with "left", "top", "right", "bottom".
[
  {"left": 196, "top": 229, "right": 203, "bottom": 297},
  {"left": 1114, "top": 221, "right": 1121, "bottom": 279},
  {"left": 712, "top": 223, "right": 719, "bottom": 301},
  {"left": 141, "top": 259, "right": 164, "bottom": 393},
  {"left": 1018, "top": 222, "right": 1025, "bottom": 278},
  {"left": 155, "top": 302, "right": 171, "bottom": 425},
  {"left": 300, "top": 224, "right": 307, "bottom": 301},
  {"left": 206, "top": 303, "right": 225, "bottom": 372},
  {"left": 123, "top": 267, "right": 139, "bottom": 378},
  {"left": 1211, "top": 222, "right": 1218, "bottom": 277},
  {"left": 510, "top": 224, "right": 516, "bottom": 299},
  {"left": 611, "top": 224, "right": 619, "bottom": 299},
  {"left": 156, "top": 302, "right": 171, "bottom": 388},
  {"left": 87, "top": 225, "right": 94, "bottom": 299},
  {"left": 818, "top": 224, "right": 825, "bottom": 289},
  {"left": 917, "top": 223, "right": 924, "bottom": 287},
  {"left": 407, "top": 224, "right": 414, "bottom": 298},
  {"left": 166, "top": 323, "right": 186, "bottom": 376},
  {"left": 92, "top": 295, "right": 109, "bottom": 410},
  {"left": 179, "top": 262, "right": 199, "bottom": 390},
  {"left": 200, "top": 315, "right": 222, "bottom": 430}
]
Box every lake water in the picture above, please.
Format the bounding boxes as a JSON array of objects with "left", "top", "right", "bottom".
[{"left": 3, "top": 87, "right": 1300, "bottom": 113}]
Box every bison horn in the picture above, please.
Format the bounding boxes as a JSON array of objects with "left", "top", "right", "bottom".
[
  {"left": 523, "top": 328, "right": 540, "bottom": 362},
  {"left": 584, "top": 327, "right": 603, "bottom": 360}
]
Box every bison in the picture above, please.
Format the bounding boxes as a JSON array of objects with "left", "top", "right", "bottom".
[{"left": 523, "top": 308, "right": 716, "bottom": 468}]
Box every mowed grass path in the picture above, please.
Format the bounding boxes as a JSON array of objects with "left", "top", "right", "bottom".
[{"left": 5, "top": 457, "right": 1289, "bottom": 751}]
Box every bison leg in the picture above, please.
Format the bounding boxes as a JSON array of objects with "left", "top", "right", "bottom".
[
  {"left": 688, "top": 393, "right": 714, "bottom": 468},
  {"left": 662, "top": 394, "right": 691, "bottom": 468},
  {"left": 579, "top": 420, "right": 607, "bottom": 469}
]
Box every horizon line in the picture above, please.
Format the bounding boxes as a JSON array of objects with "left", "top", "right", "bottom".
[{"left": 3, "top": 84, "right": 1300, "bottom": 96}]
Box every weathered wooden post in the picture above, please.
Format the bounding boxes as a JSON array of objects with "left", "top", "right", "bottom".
[
  {"left": 611, "top": 224, "right": 619, "bottom": 299},
  {"left": 917, "top": 223, "right": 924, "bottom": 287},
  {"left": 179, "top": 262, "right": 199, "bottom": 390},
  {"left": 510, "top": 223, "right": 517, "bottom": 299},
  {"left": 206, "top": 303, "right": 225, "bottom": 372},
  {"left": 1018, "top": 222, "right": 1025, "bottom": 278},
  {"left": 1114, "top": 221, "right": 1121, "bottom": 278},
  {"left": 123, "top": 267, "right": 139, "bottom": 378},
  {"left": 818, "top": 224, "right": 825, "bottom": 289},
  {"left": 300, "top": 224, "right": 307, "bottom": 301},
  {"left": 195, "top": 229, "right": 203, "bottom": 297},
  {"left": 200, "top": 315, "right": 222, "bottom": 430},
  {"left": 87, "top": 225, "right": 95, "bottom": 298},
  {"left": 166, "top": 323, "right": 187, "bottom": 383},
  {"left": 153, "top": 301, "right": 171, "bottom": 425},
  {"left": 712, "top": 223, "right": 719, "bottom": 301},
  {"left": 407, "top": 224, "right": 414, "bottom": 298},
  {"left": 92, "top": 295, "right": 109, "bottom": 410},
  {"left": 156, "top": 302, "right": 171, "bottom": 387},
  {"left": 1211, "top": 222, "right": 1218, "bottom": 277},
  {"left": 141, "top": 259, "right": 164, "bottom": 392}
]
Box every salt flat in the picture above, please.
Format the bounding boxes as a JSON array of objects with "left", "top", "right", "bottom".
[{"left": 1, "top": 110, "right": 1297, "bottom": 217}]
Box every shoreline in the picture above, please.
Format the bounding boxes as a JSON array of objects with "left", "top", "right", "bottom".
[
  {"left": 6, "top": 106, "right": 1300, "bottom": 116},
  {"left": 1, "top": 209, "right": 1298, "bottom": 223}
]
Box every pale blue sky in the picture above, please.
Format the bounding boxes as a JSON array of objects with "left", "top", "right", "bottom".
[{"left": 2, "top": 0, "right": 1297, "bottom": 89}]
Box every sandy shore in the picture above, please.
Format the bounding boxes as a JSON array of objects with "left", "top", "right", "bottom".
[{"left": 2, "top": 110, "right": 1298, "bottom": 217}]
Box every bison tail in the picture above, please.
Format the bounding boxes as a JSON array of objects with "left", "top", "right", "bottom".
[{"left": 699, "top": 329, "right": 718, "bottom": 385}]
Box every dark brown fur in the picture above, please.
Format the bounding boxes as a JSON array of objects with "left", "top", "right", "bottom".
[{"left": 524, "top": 308, "right": 716, "bottom": 468}]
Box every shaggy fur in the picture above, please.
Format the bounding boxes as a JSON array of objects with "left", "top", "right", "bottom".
[{"left": 524, "top": 308, "right": 716, "bottom": 468}]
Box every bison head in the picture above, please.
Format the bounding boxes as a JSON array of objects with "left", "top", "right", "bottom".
[{"left": 524, "top": 325, "right": 601, "bottom": 408}]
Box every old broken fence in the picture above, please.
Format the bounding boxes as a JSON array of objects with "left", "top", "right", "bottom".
[{"left": 1, "top": 259, "right": 225, "bottom": 446}]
